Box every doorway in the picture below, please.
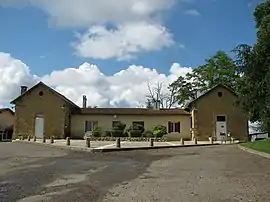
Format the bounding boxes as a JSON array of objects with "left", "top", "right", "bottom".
[
  {"left": 216, "top": 115, "right": 227, "bottom": 141},
  {"left": 34, "top": 115, "right": 44, "bottom": 139},
  {"left": 0, "top": 130, "right": 7, "bottom": 141}
]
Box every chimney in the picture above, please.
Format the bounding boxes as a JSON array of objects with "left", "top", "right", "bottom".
[
  {"left": 152, "top": 99, "right": 161, "bottom": 110},
  {"left": 83, "top": 95, "right": 87, "bottom": 108},
  {"left": 20, "top": 86, "right": 28, "bottom": 95}
]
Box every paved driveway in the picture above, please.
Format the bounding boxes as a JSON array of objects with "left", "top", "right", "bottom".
[{"left": 0, "top": 142, "right": 270, "bottom": 202}]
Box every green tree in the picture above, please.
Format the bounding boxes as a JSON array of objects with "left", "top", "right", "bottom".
[
  {"left": 169, "top": 75, "right": 197, "bottom": 107},
  {"left": 170, "top": 51, "right": 240, "bottom": 106},
  {"left": 235, "top": 0, "right": 270, "bottom": 132},
  {"left": 190, "top": 51, "right": 240, "bottom": 92}
]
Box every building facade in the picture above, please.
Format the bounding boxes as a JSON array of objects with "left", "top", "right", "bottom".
[
  {"left": 185, "top": 84, "right": 249, "bottom": 141},
  {"left": 0, "top": 108, "right": 15, "bottom": 141},
  {"left": 10, "top": 82, "right": 249, "bottom": 141},
  {"left": 10, "top": 82, "right": 191, "bottom": 140}
]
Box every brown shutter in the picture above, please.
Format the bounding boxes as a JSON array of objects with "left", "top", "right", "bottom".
[
  {"left": 175, "top": 122, "right": 180, "bottom": 133},
  {"left": 168, "top": 122, "right": 173, "bottom": 133},
  {"left": 85, "top": 121, "right": 88, "bottom": 132}
]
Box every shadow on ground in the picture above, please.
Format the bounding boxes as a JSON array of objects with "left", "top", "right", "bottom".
[{"left": 0, "top": 142, "right": 173, "bottom": 202}]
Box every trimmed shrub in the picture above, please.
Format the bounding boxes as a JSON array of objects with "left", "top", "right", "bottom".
[
  {"left": 127, "top": 123, "right": 145, "bottom": 137},
  {"left": 111, "top": 121, "right": 128, "bottom": 137},
  {"left": 152, "top": 124, "right": 167, "bottom": 138},
  {"left": 104, "top": 131, "right": 112, "bottom": 137},
  {"left": 129, "top": 130, "right": 143, "bottom": 137},
  {"left": 92, "top": 125, "right": 102, "bottom": 137},
  {"left": 132, "top": 123, "right": 145, "bottom": 133},
  {"left": 113, "top": 122, "right": 126, "bottom": 131},
  {"left": 111, "top": 130, "right": 129, "bottom": 137},
  {"left": 142, "top": 130, "right": 154, "bottom": 138}
]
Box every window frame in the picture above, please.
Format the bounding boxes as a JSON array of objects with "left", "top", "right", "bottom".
[
  {"left": 168, "top": 121, "right": 181, "bottom": 133},
  {"left": 85, "top": 121, "right": 98, "bottom": 132}
]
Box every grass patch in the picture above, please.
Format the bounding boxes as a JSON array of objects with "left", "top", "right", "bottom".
[{"left": 241, "top": 138, "right": 270, "bottom": 154}]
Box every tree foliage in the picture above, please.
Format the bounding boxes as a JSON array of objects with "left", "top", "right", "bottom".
[
  {"left": 170, "top": 51, "right": 241, "bottom": 107},
  {"left": 235, "top": 0, "right": 270, "bottom": 131}
]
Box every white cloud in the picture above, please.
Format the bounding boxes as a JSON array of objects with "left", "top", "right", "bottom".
[
  {"left": 0, "top": 0, "right": 175, "bottom": 28},
  {"left": 73, "top": 22, "right": 174, "bottom": 60},
  {"left": 0, "top": 52, "right": 192, "bottom": 108},
  {"left": 0, "top": 0, "right": 177, "bottom": 60},
  {"left": 184, "top": 9, "right": 201, "bottom": 16},
  {"left": 0, "top": 53, "right": 38, "bottom": 105}
]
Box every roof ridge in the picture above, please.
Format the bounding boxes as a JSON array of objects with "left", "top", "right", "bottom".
[{"left": 10, "top": 81, "right": 80, "bottom": 108}]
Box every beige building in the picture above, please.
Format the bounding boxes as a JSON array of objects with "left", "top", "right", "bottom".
[
  {"left": 185, "top": 84, "right": 249, "bottom": 141},
  {"left": 10, "top": 82, "right": 191, "bottom": 140},
  {"left": 0, "top": 108, "right": 15, "bottom": 141},
  {"left": 10, "top": 82, "right": 248, "bottom": 141}
]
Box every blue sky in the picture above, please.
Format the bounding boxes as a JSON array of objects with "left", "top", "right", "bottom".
[
  {"left": 0, "top": 0, "right": 260, "bottom": 76},
  {"left": 0, "top": 0, "right": 263, "bottom": 109}
]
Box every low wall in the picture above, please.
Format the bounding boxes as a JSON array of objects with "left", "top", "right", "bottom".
[{"left": 86, "top": 137, "right": 167, "bottom": 142}]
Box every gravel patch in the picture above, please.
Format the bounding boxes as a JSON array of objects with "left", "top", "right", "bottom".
[{"left": 0, "top": 142, "right": 270, "bottom": 201}]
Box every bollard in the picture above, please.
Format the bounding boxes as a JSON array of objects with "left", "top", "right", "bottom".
[
  {"left": 209, "top": 137, "right": 213, "bottom": 144},
  {"left": 116, "top": 138, "right": 121, "bottom": 148},
  {"left": 180, "top": 138, "right": 184, "bottom": 145},
  {"left": 43, "top": 137, "right": 46, "bottom": 143},
  {"left": 50, "top": 136, "right": 54, "bottom": 144},
  {"left": 33, "top": 136, "right": 36, "bottom": 142},
  {"left": 150, "top": 138, "right": 154, "bottom": 147},
  {"left": 194, "top": 138, "right": 197, "bottom": 145},
  {"left": 86, "top": 137, "right": 91, "bottom": 148},
  {"left": 66, "top": 137, "right": 70, "bottom": 146},
  {"left": 231, "top": 137, "right": 235, "bottom": 143},
  {"left": 27, "top": 135, "right": 31, "bottom": 141}
]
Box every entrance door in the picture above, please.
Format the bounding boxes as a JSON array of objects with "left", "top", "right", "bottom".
[
  {"left": 216, "top": 115, "right": 227, "bottom": 141},
  {"left": 0, "top": 130, "right": 8, "bottom": 141},
  {"left": 34, "top": 116, "right": 44, "bottom": 139}
]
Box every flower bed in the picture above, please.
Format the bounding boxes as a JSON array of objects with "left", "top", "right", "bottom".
[{"left": 87, "top": 136, "right": 167, "bottom": 142}]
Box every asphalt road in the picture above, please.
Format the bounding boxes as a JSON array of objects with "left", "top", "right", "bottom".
[{"left": 0, "top": 142, "right": 270, "bottom": 202}]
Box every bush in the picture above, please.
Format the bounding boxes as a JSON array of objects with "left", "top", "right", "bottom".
[
  {"left": 111, "top": 130, "right": 128, "bottom": 137},
  {"left": 129, "top": 130, "right": 143, "bottom": 137},
  {"left": 142, "top": 130, "right": 154, "bottom": 138},
  {"left": 152, "top": 124, "right": 167, "bottom": 138},
  {"left": 113, "top": 122, "right": 126, "bottom": 131},
  {"left": 132, "top": 123, "right": 144, "bottom": 133},
  {"left": 111, "top": 121, "right": 128, "bottom": 137},
  {"left": 104, "top": 131, "right": 112, "bottom": 137},
  {"left": 127, "top": 123, "right": 145, "bottom": 137},
  {"left": 92, "top": 125, "right": 102, "bottom": 137}
]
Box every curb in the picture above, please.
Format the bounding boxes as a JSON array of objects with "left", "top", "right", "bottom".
[
  {"left": 12, "top": 140, "right": 94, "bottom": 153},
  {"left": 92, "top": 143, "right": 221, "bottom": 153},
  {"left": 238, "top": 144, "right": 270, "bottom": 158},
  {"left": 13, "top": 140, "right": 238, "bottom": 153}
]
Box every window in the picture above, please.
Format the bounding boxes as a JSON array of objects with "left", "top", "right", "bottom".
[
  {"left": 85, "top": 121, "right": 98, "bottom": 132},
  {"left": 216, "top": 116, "right": 226, "bottom": 122},
  {"left": 39, "top": 91, "right": 44, "bottom": 96},
  {"left": 168, "top": 122, "right": 181, "bottom": 133},
  {"left": 218, "top": 92, "right": 223, "bottom": 97},
  {"left": 112, "top": 121, "right": 120, "bottom": 128},
  {"left": 132, "top": 121, "right": 144, "bottom": 128}
]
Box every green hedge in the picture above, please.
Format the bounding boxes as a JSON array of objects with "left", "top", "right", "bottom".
[
  {"left": 111, "top": 130, "right": 129, "bottom": 137},
  {"left": 129, "top": 130, "right": 143, "bottom": 137}
]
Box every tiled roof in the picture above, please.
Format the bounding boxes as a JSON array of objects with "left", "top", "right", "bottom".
[{"left": 79, "top": 108, "right": 190, "bottom": 115}]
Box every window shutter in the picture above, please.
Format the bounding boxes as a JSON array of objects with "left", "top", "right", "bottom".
[
  {"left": 84, "top": 121, "right": 88, "bottom": 132},
  {"left": 175, "top": 122, "right": 180, "bottom": 133},
  {"left": 168, "top": 122, "right": 173, "bottom": 133}
]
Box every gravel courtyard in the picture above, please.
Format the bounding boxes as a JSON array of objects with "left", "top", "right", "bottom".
[{"left": 0, "top": 142, "right": 270, "bottom": 202}]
